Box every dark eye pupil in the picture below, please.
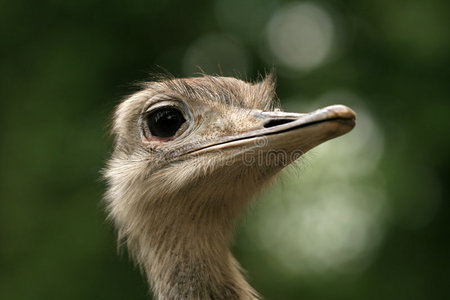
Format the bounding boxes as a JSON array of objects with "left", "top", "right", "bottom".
[{"left": 146, "top": 108, "right": 186, "bottom": 138}]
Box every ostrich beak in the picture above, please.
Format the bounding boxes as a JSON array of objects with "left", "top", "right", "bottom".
[
  {"left": 255, "top": 104, "right": 355, "bottom": 154},
  {"left": 187, "top": 104, "right": 355, "bottom": 160}
]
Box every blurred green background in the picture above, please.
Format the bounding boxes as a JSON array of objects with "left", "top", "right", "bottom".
[{"left": 1, "top": 0, "right": 449, "bottom": 299}]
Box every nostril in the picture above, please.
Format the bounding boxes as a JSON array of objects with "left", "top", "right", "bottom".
[{"left": 264, "top": 118, "right": 296, "bottom": 128}]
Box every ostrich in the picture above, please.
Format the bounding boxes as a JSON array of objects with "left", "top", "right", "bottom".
[{"left": 104, "top": 75, "right": 355, "bottom": 300}]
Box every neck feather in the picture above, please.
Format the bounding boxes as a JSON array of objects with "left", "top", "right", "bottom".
[{"left": 119, "top": 192, "right": 259, "bottom": 300}]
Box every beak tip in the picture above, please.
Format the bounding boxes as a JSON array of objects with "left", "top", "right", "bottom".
[
  {"left": 322, "top": 105, "right": 356, "bottom": 137},
  {"left": 327, "top": 104, "right": 357, "bottom": 121}
]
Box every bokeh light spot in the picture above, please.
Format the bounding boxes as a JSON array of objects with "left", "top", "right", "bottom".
[{"left": 266, "top": 2, "right": 335, "bottom": 72}]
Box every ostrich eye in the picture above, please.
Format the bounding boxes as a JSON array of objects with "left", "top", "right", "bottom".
[{"left": 146, "top": 107, "right": 186, "bottom": 138}]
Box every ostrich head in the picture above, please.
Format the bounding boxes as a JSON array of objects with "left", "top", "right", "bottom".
[{"left": 104, "top": 75, "right": 355, "bottom": 299}]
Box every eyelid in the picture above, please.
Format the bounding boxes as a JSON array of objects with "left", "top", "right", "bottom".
[
  {"left": 142, "top": 99, "right": 193, "bottom": 131},
  {"left": 143, "top": 96, "right": 185, "bottom": 114},
  {"left": 144, "top": 103, "right": 180, "bottom": 117}
]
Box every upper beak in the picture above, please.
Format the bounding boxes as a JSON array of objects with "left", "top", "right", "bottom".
[
  {"left": 186, "top": 104, "right": 356, "bottom": 157},
  {"left": 258, "top": 104, "right": 355, "bottom": 135}
]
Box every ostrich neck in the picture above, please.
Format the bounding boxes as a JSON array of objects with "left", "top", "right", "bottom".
[{"left": 130, "top": 193, "right": 259, "bottom": 300}]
